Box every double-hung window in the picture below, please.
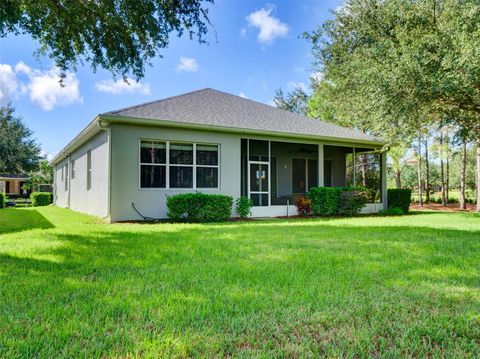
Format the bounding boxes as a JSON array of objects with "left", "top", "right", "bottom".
[
  {"left": 196, "top": 144, "right": 218, "bottom": 188},
  {"left": 169, "top": 143, "right": 194, "bottom": 188},
  {"left": 140, "top": 140, "right": 219, "bottom": 189},
  {"left": 140, "top": 141, "right": 167, "bottom": 188}
]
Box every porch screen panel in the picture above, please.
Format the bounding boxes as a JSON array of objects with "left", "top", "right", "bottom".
[{"left": 308, "top": 159, "right": 318, "bottom": 190}]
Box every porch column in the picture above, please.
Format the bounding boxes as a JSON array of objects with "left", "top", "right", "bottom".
[
  {"left": 381, "top": 151, "right": 388, "bottom": 210},
  {"left": 318, "top": 144, "right": 324, "bottom": 187}
]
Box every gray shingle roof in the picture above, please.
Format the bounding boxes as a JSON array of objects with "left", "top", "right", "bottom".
[{"left": 103, "top": 88, "right": 383, "bottom": 144}]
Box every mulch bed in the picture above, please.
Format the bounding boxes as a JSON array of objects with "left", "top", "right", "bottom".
[{"left": 410, "top": 202, "right": 477, "bottom": 212}]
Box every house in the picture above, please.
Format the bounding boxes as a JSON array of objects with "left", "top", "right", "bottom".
[
  {"left": 51, "top": 88, "right": 387, "bottom": 222},
  {"left": 0, "top": 173, "right": 30, "bottom": 198}
]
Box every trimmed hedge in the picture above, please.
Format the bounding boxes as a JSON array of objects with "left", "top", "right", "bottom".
[
  {"left": 307, "top": 187, "right": 342, "bottom": 215},
  {"left": 387, "top": 189, "right": 411, "bottom": 213},
  {"left": 0, "top": 192, "right": 5, "bottom": 209},
  {"left": 307, "top": 187, "right": 369, "bottom": 216},
  {"left": 30, "top": 192, "right": 53, "bottom": 207},
  {"left": 167, "top": 192, "right": 233, "bottom": 222}
]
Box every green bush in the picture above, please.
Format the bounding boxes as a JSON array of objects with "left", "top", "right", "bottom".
[
  {"left": 30, "top": 192, "right": 53, "bottom": 207},
  {"left": 167, "top": 192, "right": 232, "bottom": 222},
  {"left": 338, "top": 190, "right": 368, "bottom": 216},
  {"left": 235, "top": 196, "right": 253, "bottom": 219},
  {"left": 379, "top": 207, "right": 404, "bottom": 216},
  {"left": 387, "top": 189, "right": 412, "bottom": 213},
  {"left": 0, "top": 192, "right": 5, "bottom": 209},
  {"left": 307, "top": 187, "right": 342, "bottom": 216}
]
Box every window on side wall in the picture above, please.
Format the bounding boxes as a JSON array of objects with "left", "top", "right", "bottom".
[
  {"left": 87, "top": 150, "right": 92, "bottom": 190},
  {"left": 140, "top": 141, "right": 166, "bottom": 188}
]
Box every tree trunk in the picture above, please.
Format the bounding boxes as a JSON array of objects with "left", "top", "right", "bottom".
[
  {"left": 460, "top": 141, "right": 467, "bottom": 210},
  {"left": 424, "top": 133, "right": 430, "bottom": 203},
  {"left": 395, "top": 169, "right": 402, "bottom": 189},
  {"left": 477, "top": 143, "right": 480, "bottom": 212},
  {"left": 439, "top": 131, "right": 446, "bottom": 206},
  {"left": 446, "top": 129, "right": 450, "bottom": 202},
  {"left": 417, "top": 130, "right": 423, "bottom": 207},
  {"left": 360, "top": 154, "right": 367, "bottom": 187}
]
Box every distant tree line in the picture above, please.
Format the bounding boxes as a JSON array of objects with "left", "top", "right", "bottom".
[{"left": 274, "top": 0, "right": 480, "bottom": 211}]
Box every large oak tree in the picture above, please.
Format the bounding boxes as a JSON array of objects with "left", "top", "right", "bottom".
[{"left": 2, "top": 0, "right": 214, "bottom": 80}]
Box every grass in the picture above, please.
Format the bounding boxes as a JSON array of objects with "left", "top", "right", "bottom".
[{"left": 1, "top": 207, "right": 479, "bottom": 357}]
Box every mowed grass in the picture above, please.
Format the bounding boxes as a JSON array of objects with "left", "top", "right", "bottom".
[{"left": 0, "top": 207, "right": 479, "bottom": 357}]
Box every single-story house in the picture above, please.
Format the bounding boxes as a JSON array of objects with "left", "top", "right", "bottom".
[
  {"left": 0, "top": 173, "right": 30, "bottom": 197},
  {"left": 51, "top": 88, "right": 387, "bottom": 222}
]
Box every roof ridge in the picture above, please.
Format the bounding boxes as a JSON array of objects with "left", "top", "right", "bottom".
[{"left": 102, "top": 88, "right": 213, "bottom": 116}]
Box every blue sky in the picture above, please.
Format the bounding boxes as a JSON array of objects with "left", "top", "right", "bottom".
[{"left": 0, "top": 0, "right": 341, "bottom": 157}]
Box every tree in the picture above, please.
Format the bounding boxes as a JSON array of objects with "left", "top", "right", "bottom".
[
  {"left": 305, "top": 0, "right": 480, "bottom": 210},
  {"left": 1, "top": 0, "right": 213, "bottom": 80},
  {"left": 23, "top": 160, "right": 53, "bottom": 192},
  {"left": 273, "top": 87, "right": 309, "bottom": 115},
  {"left": 0, "top": 105, "right": 41, "bottom": 174}
]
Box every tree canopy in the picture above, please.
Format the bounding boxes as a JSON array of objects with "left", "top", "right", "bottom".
[
  {"left": 1, "top": 0, "right": 214, "bottom": 80},
  {"left": 0, "top": 105, "right": 42, "bottom": 174}
]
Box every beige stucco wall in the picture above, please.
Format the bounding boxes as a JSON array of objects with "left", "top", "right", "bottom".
[
  {"left": 54, "top": 131, "right": 109, "bottom": 217},
  {"left": 109, "top": 123, "right": 241, "bottom": 221}
]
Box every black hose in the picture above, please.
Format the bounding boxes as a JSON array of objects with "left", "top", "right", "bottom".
[{"left": 131, "top": 202, "right": 162, "bottom": 222}]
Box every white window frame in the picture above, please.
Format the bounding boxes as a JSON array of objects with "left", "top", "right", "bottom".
[{"left": 138, "top": 139, "right": 220, "bottom": 190}]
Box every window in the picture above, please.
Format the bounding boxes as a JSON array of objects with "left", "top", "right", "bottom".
[
  {"left": 87, "top": 150, "right": 92, "bottom": 190},
  {"left": 140, "top": 140, "right": 166, "bottom": 188},
  {"left": 196, "top": 144, "right": 218, "bottom": 188},
  {"left": 139, "top": 140, "right": 219, "bottom": 189},
  {"left": 61, "top": 166, "right": 64, "bottom": 182},
  {"left": 169, "top": 143, "right": 193, "bottom": 188},
  {"left": 71, "top": 160, "right": 76, "bottom": 179},
  {"left": 64, "top": 163, "right": 69, "bottom": 191}
]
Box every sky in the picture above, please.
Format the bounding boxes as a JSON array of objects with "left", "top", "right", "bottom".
[{"left": 0, "top": 0, "right": 342, "bottom": 158}]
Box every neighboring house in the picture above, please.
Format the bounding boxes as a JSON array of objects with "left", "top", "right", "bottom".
[
  {"left": 0, "top": 173, "right": 29, "bottom": 197},
  {"left": 51, "top": 88, "right": 387, "bottom": 222}
]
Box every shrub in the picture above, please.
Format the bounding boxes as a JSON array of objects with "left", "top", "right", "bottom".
[
  {"left": 387, "top": 189, "right": 412, "bottom": 213},
  {"left": 235, "top": 196, "right": 253, "bottom": 219},
  {"left": 307, "top": 187, "right": 342, "bottom": 216},
  {"left": 296, "top": 197, "right": 312, "bottom": 216},
  {"left": 167, "top": 192, "right": 232, "bottom": 222},
  {"left": 379, "top": 207, "right": 404, "bottom": 216},
  {"left": 30, "top": 192, "right": 53, "bottom": 207},
  {"left": 0, "top": 192, "right": 5, "bottom": 209},
  {"left": 338, "top": 190, "right": 368, "bottom": 216}
]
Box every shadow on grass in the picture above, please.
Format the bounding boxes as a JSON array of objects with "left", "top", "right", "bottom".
[
  {"left": 0, "top": 208, "right": 55, "bottom": 235},
  {"left": 1, "top": 220, "right": 479, "bottom": 357}
]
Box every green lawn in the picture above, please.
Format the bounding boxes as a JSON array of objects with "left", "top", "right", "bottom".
[{"left": 1, "top": 207, "right": 479, "bottom": 357}]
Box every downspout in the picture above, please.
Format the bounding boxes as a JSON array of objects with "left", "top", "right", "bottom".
[{"left": 98, "top": 120, "right": 112, "bottom": 221}]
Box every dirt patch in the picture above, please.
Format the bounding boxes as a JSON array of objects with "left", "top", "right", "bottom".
[{"left": 410, "top": 202, "right": 477, "bottom": 212}]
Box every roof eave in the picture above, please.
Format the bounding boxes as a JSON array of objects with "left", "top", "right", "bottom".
[
  {"left": 100, "top": 114, "right": 386, "bottom": 148},
  {"left": 50, "top": 116, "right": 103, "bottom": 165}
]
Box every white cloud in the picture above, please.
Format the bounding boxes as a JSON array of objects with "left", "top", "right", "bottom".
[
  {"left": 246, "top": 6, "right": 288, "bottom": 44},
  {"left": 0, "top": 61, "right": 82, "bottom": 110},
  {"left": 0, "top": 64, "right": 18, "bottom": 104},
  {"left": 26, "top": 66, "right": 81, "bottom": 111},
  {"left": 238, "top": 92, "right": 248, "bottom": 99},
  {"left": 176, "top": 57, "right": 199, "bottom": 72},
  {"left": 310, "top": 71, "right": 324, "bottom": 83},
  {"left": 95, "top": 78, "right": 150, "bottom": 95},
  {"left": 287, "top": 81, "right": 308, "bottom": 92}
]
